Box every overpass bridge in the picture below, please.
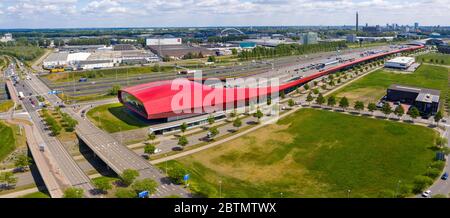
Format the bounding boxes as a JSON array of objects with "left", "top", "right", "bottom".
[
  {"left": 6, "top": 63, "right": 95, "bottom": 198},
  {"left": 24, "top": 69, "right": 190, "bottom": 198}
]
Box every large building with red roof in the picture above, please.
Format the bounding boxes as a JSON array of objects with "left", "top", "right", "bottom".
[{"left": 119, "top": 45, "right": 424, "bottom": 121}]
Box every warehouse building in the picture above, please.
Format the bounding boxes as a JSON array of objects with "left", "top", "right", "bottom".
[
  {"left": 148, "top": 44, "right": 215, "bottom": 60},
  {"left": 384, "top": 57, "right": 415, "bottom": 69},
  {"left": 76, "top": 60, "right": 114, "bottom": 70},
  {"left": 386, "top": 84, "right": 440, "bottom": 116},
  {"left": 146, "top": 38, "right": 182, "bottom": 46}
]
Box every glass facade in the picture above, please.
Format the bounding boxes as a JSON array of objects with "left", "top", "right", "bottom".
[{"left": 121, "top": 92, "right": 148, "bottom": 117}]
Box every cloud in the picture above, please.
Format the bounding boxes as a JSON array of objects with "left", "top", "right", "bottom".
[{"left": 0, "top": 0, "right": 449, "bottom": 28}]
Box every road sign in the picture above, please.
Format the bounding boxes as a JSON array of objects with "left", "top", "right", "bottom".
[
  {"left": 138, "top": 191, "right": 149, "bottom": 198},
  {"left": 184, "top": 174, "right": 190, "bottom": 181}
]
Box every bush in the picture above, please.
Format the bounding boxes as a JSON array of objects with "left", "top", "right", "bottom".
[
  {"left": 424, "top": 168, "right": 442, "bottom": 179},
  {"left": 429, "top": 161, "right": 445, "bottom": 170},
  {"left": 115, "top": 188, "right": 136, "bottom": 198},
  {"left": 412, "top": 176, "right": 434, "bottom": 194}
]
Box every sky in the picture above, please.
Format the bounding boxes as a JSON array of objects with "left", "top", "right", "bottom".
[{"left": 0, "top": 0, "right": 449, "bottom": 29}]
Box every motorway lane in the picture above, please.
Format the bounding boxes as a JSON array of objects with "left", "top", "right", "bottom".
[
  {"left": 15, "top": 72, "right": 95, "bottom": 196},
  {"left": 24, "top": 67, "right": 191, "bottom": 197}
]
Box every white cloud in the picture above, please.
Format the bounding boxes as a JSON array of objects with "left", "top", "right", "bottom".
[{"left": 0, "top": 0, "right": 449, "bottom": 28}]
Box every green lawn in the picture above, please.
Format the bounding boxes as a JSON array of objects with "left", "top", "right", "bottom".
[
  {"left": 0, "top": 121, "right": 16, "bottom": 161},
  {"left": 333, "top": 64, "right": 449, "bottom": 105},
  {"left": 87, "top": 103, "right": 151, "bottom": 133},
  {"left": 0, "top": 100, "right": 14, "bottom": 113},
  {"left": 417, "top": 53, "right": 450, "bottom": 66},
  {"left": 159, "top": 109, "right": 438, "bottom": 198},
  {"left": 20, "top": 191, "right": 51, "bottom": 198}
]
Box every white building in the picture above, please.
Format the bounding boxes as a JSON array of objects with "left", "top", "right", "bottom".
[
  {"left": 0, "top": 33, "right": 14, "bottom": 43},
  {"left": 146, "top": 38, "right": 182, "bottom": 46},
  {"left": 385, "top": 57, "right": 415, "bottom": 69},
  {"left": 77, "top": 60, "right": 114, "bottom": 70}
]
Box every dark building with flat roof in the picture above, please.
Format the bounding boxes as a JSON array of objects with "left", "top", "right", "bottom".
[
  {"left": 438, "top": 45, "right": 450, "bottom": 54},
  {"left": 386, "top": 84, "right": 440, "bottom": 116}
]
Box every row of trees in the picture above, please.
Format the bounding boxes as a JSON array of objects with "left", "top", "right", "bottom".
[
  {"left": 60, "top": 112, "right": 78, "bottom": 132},
  {"left": 0, "top": 172, "right": 17, "bottom": 190},
  {"left": 238, "top": 42, "right": 347, "bottom": 60},
  {"left": 41, "top": 109, "right": 62, "bottom": 136}
]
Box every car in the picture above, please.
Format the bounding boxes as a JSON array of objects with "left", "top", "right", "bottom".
[
  {"left": 442, "top": 172, "right": 448, "bottom": 180},
  {"left": 422, "top": 190, "right": 431, "bottom": 198}
]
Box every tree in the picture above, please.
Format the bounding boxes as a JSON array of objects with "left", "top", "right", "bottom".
[
  {"left": 306, "top": 93, "right": 314, "bottom": 105},
  {"left": 144, "top": 144, "right": 156, "bottom": 155},
  {"left": 93, "top": 178, "right": 112, "bottom": 194},
  {"left": 132, "top": 179, "right": 158, "bottom": 195},
  {"left": 120, "top": 169, "right": 140, "bottom": 186},
  {"left": 115, "top": 187, "right": 136, "bottom": 198},
  {"left": 304, "top": 84, "right": 310, "bottom": 91},
  {"left": 0, "top": 172, "right": 17, "bottom": 189},
  {"left": 412, "top": 175, "right": 433, "bottom": 194},
  {"left": 315, "top": 93, "right": 325, "bottom": 105},
  {"left": 208, "top": 126, "right": 219, "bottom": 140},
  {"left": 253, "top": 109, "right": 264, "bottom": 123},
  {"left": 178, "top": 136, "right": 189, "bottom": 148},
  {"left": 231, "top": 48, "right": 238, "bottom": 55},
  {"left": 408, "top": 107, "right": 420, "bottom": 121},
  {"left": 109, "top": 84, "right": 121, "bottom": 96},
  {"left": 434, "top": 110, "right": 443, "bottom": 125},
  {"left": 207, "top": 115, "right": 215, "bottom": 126},
  {"left": 280, "top": 91, "right": 285, "bottom": 99},
  {"left": 288, "top": 99, "right": 295, "bottom": 107},
  {"left": 14, "top": 154, "right": 32, "bottom": 172},
  {"left": 436, "top": 137, "right": 448, "bottom": 148},
  {"left": 394, "top": 105, "right": 405, "bottom": 119},
  {"left": 233, "top": 117, "right": 242, "bottom": 130},
  {"left": 367, "top": 103, "right": 377, "bottom": 115},
  {"left": 354, "top": 101, "right": 364, "bottom": 112},
  {"left": 208, "top": 55, "right": 216, "bottom": 62},
  {"left": 327, "top": 96, "right": 336, "bottom": 107},
  {"left": 167, "top": 165, "right": 186, "bottom": 185},
  {"left": 63, "top": 187, "right": 84, "bottom": 198},
  {"left": 339, "top": 97, "right": 349, "bottom": 109},
  {"left": 147, "top": 132, "right": 156, "bottom": 143},
  {"left": 381, "top": 103, "right": 392, "bottom": 118},
  {"left": 180, "top": 122, "right": 188, "bottom": 135}
]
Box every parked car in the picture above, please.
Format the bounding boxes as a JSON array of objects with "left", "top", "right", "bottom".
[
  {"left": 422, "top": 190, "right": 431, "bottom": 198},
  {"left": 441, "top": 172, "right": 448, "bottom": 180}
]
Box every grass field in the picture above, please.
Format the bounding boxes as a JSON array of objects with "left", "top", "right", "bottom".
[
  {"left": 20, "top": 191, "right": 51, "bottom": 198},
  {"left": 0, "top": 100, "right": 14, "bottom": 113},
  {"left": 417, "top": 53, "right": 450, "bottom": 66},
  {"left": 87, "top": 103, "right": 150, "bottom": 133},
  {"left": 333, "top": 64, "right": 449, "bottom": 105},
  {"left": 159, "top": 109, "right": 438, "bottom": 198},
  {"left": 0, "top": 121, "right": 16, "bottom": 161}
]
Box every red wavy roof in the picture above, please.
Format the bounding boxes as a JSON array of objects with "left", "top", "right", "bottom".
[{"left": 119, "top": 45, "right": 424, "bottom": 119}]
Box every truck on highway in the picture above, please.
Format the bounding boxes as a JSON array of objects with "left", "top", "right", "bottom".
[
  {"left": 178, "top": 69, "right": 202, "bottom": 75},
  {"left": 18, "top": 91, "right": 25, "bottom": 99}
]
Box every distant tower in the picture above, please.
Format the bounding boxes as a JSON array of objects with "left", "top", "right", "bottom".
[{"left": 356, "top": 12, "right": 359, "bottom": 32}]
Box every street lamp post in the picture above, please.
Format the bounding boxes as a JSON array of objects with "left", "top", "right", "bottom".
[
  {"left": 395, "top": 180, "right": 402, "bottom": 198},
  {"left": 219, "top": 180, "right": 222, "bottom": 198},
  {"left": 347, "top": 189, "right": 351, "bottom": 198}
]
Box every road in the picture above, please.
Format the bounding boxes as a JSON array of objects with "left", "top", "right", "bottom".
[
  {"left": 22, "top": 63, "right": 191, "bottom": 198},
  {"left": 10, "top": 61, "right": 96, "bottom": 197}
]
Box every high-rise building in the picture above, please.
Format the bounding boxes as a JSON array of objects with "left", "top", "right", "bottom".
[
  {"left": 301, "top": 32, "right": 318, "bottom": 45},
  {"left": 356, "top": 12, "right": 359, "bottom": 32},
  {"left": 414, "top": 22, "right": 419, "bottom": 31}
]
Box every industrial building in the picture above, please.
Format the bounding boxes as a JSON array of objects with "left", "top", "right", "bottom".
[
  {"left": 0, "top": 33, "right": 14, "bottom": 43},
  {"left": 148, "top": 44, "right": 215, "bottom": 60},
  {"left": 384, "top": 57, "right": 415, "bottom": 69},
  {"left": 386, "top": 84, "right": 440, "bottom": 116},
  {"left": 438, "top": 45, "right": 450, "bottom": 54},
  {"left": 146, "top": 37, "right": 182, "bottom": 46},
  {"left": 43, "top": 45, "right": 159, "bottom": 70}
]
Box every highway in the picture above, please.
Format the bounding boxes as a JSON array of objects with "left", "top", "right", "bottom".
[
  {"left": 22, "top": 63, "right": 191, "bottom": 198},
  {"left": 11, "top": 61, "right": 95, "bottom": 197}
]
